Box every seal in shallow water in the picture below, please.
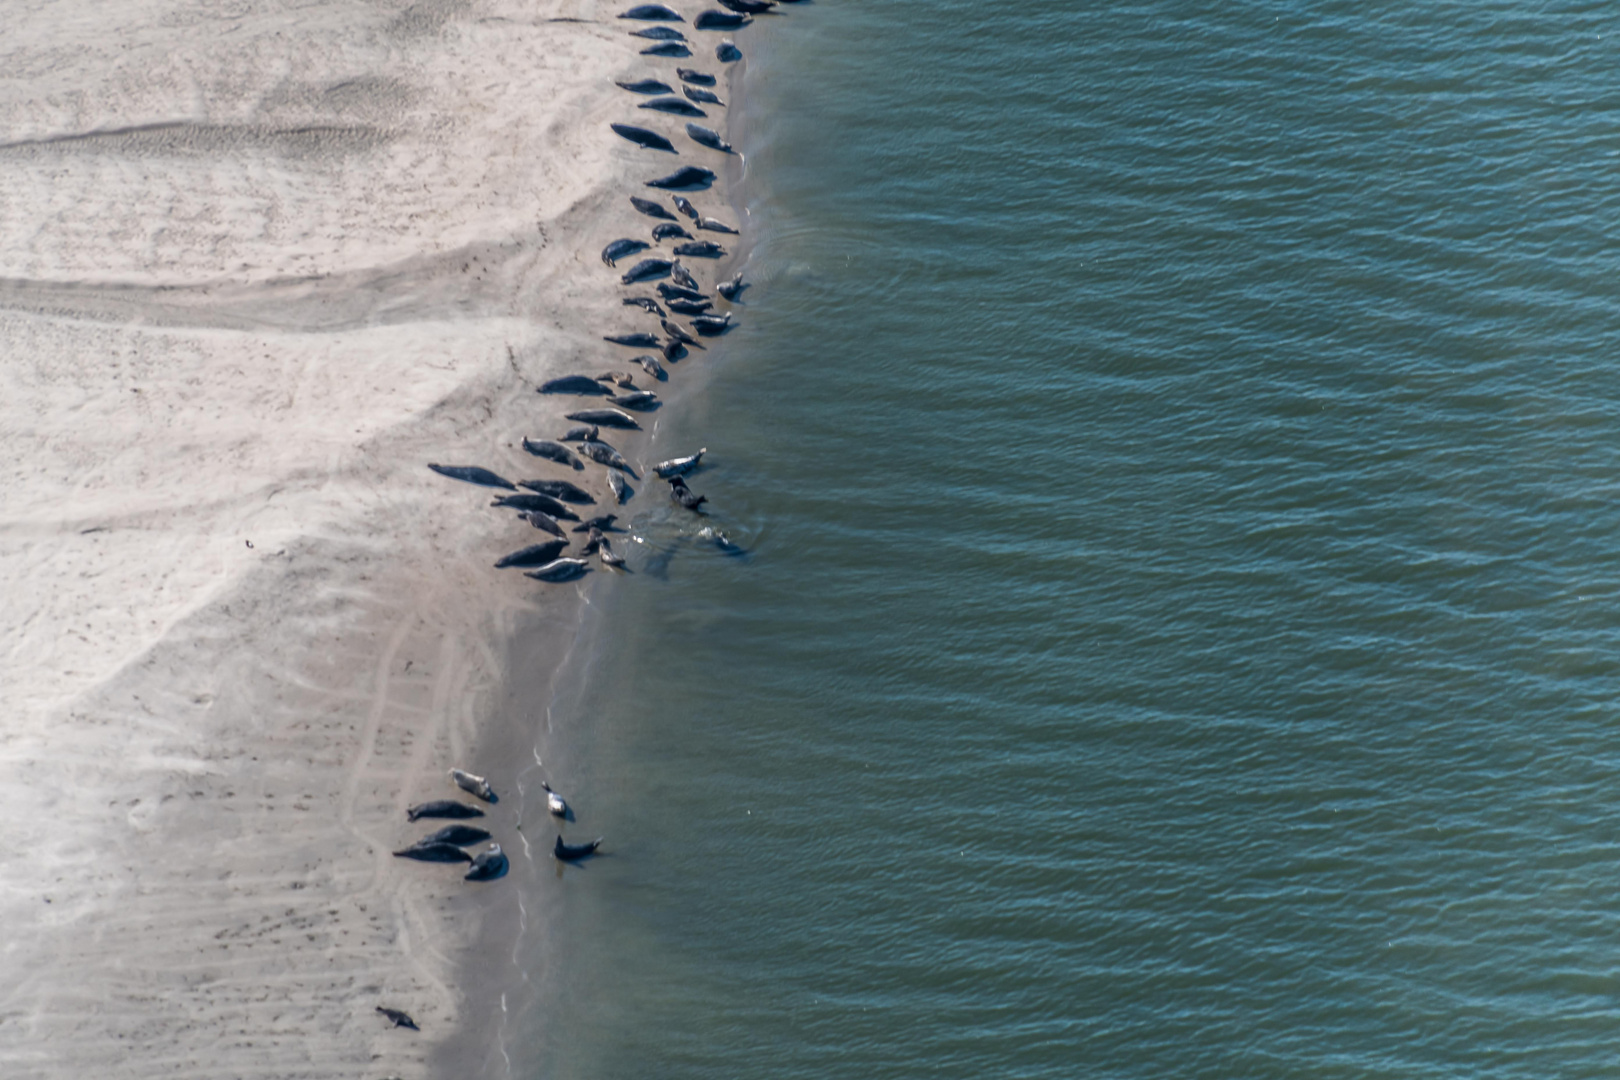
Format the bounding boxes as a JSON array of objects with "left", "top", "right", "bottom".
[
  {"left": 669, "top": 475, "right": 708, "bottom": 510},
  {"left": 450, "top": 768, "right": 497, "bottom": 802},
  {"left": 542, "top": 782, "right": 569, "bottom": 817},
  {"left": 525, "top": 558, "right": 591, "bottom": 583},
  {"left": 427, "top": 464, "right": 515, "bottom": 490},
  {"left": 717, "top": 273, "right": 747, "bottom": 300},
  {"left": 554, "top": 835, "right": 603, "bottom": 861},
  {"left": 655, "top": 448, "right": 707, "bottom": 478},
  {"left": 406, "top": 800, "right": 484, "bottom": 822}
]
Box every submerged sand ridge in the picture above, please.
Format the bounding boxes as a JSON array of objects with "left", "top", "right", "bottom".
[{"left": 0, "top": 0, "right": 747, "bottom": 1074}]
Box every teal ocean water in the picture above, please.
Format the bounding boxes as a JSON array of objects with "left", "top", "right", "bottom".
[{"left": 509, "top": 2, "right": 1620, "bottom": 1076}]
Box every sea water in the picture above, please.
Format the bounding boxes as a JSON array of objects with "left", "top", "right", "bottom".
[{"left": 512, "top": 3, "right": 1620, "bottom": 1076}]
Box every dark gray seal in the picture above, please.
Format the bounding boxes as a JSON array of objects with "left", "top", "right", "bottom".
[
  {"left": 695, "top": 11, "right": 751, "bottom": 30},
  {"left": 465, "top": 843, "right": 509, "bottom": 881},
  {"left": 603, "top": 332, "right": 661, "bottom": 348},
  {"left": 642, "top": 41, "right": 692, "bottom": 57},
  {"left": 574, "top": 513, "right": 619, "bottom": 534},
  {"left": 669, "top": 475, "right": 708, "bottom": 510},
  {"left": 719, "top": 0, "right": 775, "bottom": 12},
  {"left": 630, "top": 195, "right": 679, "bottom": 220},
  {"left": 670, "top": 261, "right": 702, "bottom": 290},
  {"left": 692, "top": 313, "right": 733, "bottom": 335},
  {"left": 617, "top": 78, "right": 676, "bottom": 95},
  {"left": 634, "top": 353, "right": 667, "bottom": 380},
  {"left": 657, "top": 281, "right": 706, "bottom": 301},
  {"left": 672, "top": 195, "right": 700, "bottom": 221},
  {"left": 554, "top": 835, "right": 603, "bottom": 861},
  {"left": 661, "top": 318, "right": 703, "bottom": 349},
  {"left": 519, "top": 478, "right": 595, "bottom": 503},
  {"left": 602, "top": 238, "right": 651, "bottom": 266},
  {"left": 619, "top": 3, "right": 682, "bottom": 19},
  {"left": 525, "top": 558, "right": 591, "bottom": 582},
  {"left": 684, "top": 85, "right": 725, "bottom": 106},
  {"left": 666, "top": 297, "right": 712, "bottom": 315},
  {"left": 640, "top": 98, "right": 707, "bottom": 118},
  {"left": 493, "top": 493, "right": 581, "bottom": 520},
  {"left": 393, "top": 841, "right": 473, "bottom": 863},
  {"left": 519, "top": 510, "right": 567, "bottom": 539},
  {"left": 631, "top": 25, "right": 686, "bottom": 40},
  {"left": 521, "top": 437, "right": 584, "bottom": 470},
  {"left": 599, "top": 536, "right": 627, "bottom": 569},
  {"left": 406, "top": 800, "right": 484, "bottom": 821},
  {"left": 716, "top": 39, "right": 742, "bottom": 62},
  {"left": 620, "top": 257, "right": 674, "bottom": 283},
  {"left": 494, "top": 540, "right": 568, "bottom": 569},
  {"left": 560, "top": 425, "right": 599, "bottom": 443},
  {"left": 418, "top": 824, "right": 492, "bottom": 847},
  {"left": 717, "top": 272, "right": 747, "bottom": 300},
  {"left": 377, "top": 1007, "right": 419, "bottom": 1030},
  {"left": 611, "top": 390, "right": 660, "bottom": 410},
  {"left": 624, "top": 296, "right": 666, "bottom": 316},
  {"left": 610, "top": 124, "right": 676, "bottom": 153},
  {"left": 686, "top": 123, "right": 734, "bottom": 153},
  {"left": 566, "top": 407, "right": 641, "bottom": 430},
  {"left": 677, "top": 68, "right": 717, "bottom": 86},
  {"left": 451, "top": 768, "right": 496, "bottom": 802},
  {"left": 427, "top": 463, "right": 515, "bottom": 490},
  {"left": 673, "top": 239, "right": 726, "bottom": 258},
  {"left": 652, "top": 222, "right": 694, "bottom": 242},
  {"left": 539, "top": 374, "right": 608, "bottom": 395}
]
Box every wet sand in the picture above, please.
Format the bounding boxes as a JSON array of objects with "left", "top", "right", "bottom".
[{"left": 0, "top": 1, "right": 752, "bottom": 1075}]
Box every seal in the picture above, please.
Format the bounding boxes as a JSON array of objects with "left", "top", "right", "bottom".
[
  {"left": 521, "top": 437, "right": 584, "bottom": 470},
  {"left": 392, "top": 841, "right": 474, "bottom": 863},
  {"left": 519, "top": 511, "right": 567, "bottom": 539},
  {"left": 642, "top": 41, "right": 692, "bottom": 57},
  {"left": 640, "top": 98, "right": 707, "bottom": 118},
  {"left": 451, "top": 767, "right": 497, "bottom": 802},
  {"left": 554, "top": 835, "right": 603, "bottom": 861},
  {"left": 525, "top": 558, "right": 591, "bottom": 583},
  {"left": 671, "top": 261, "right": 702, "bottom": 290},
  {"left": 597, "top": 371, "right": 637, "bottom": 388},
  {"left": 599, "top": 536, "right": 627, "bottom": 569},
  {"left": 673, "top": 240, "right": 726, "bottom": 258},
  {"left": 646, "top": 165, "right": 716, "bottom": 190},
  {"left": 617, "top": 78, "right": 676, "bottom": 95},
  {"left": 684, "top": 86, "right": 725, "bottom": 106},
  {"left": 493, "top": 540, "right": 568, "bottom": 569},
  {"left": 580, "top": 439, "right": 639, "bottom": 475},
  {"left": 621, "top": 257, "right": 674, "bottom": 283},
  {"left": 539, "top": 374, "right": 609, "bottom": 395},
  {"left": 655, "top": 448, "right": 707, "bottom": 478},
  {"left": 686, "top": 123, "right": 735, "bottom": 154},
  {"left": 661, "top": 318, "right": 704, "bottom": 349},
  {"left": 663, "top": 338, "right": 687, "bottom": 362},
  {"left": 465, "top": 843, "right": 510, "bottom": 882},
  {"left": 652, "top": 222, "right": 694, "bottom": 242},
  {"left": 697, "top": 215, "right": 738, "bottom": 234},
  {"left": 717, "top": 273, "right": 747, "bottom": 300},
  {"left": 560, "top": 425, "right": 599, "bottom": 443},
  {"left": 666, "top": 297, "right": 713, "bottom": 315},
  {"left": 634, "top": 354, "right": 667, "bottom": 379},
  {"left": 567, "top": 408, "right": 641, "bottom": 430},
  {"left": 608, "top": 470, "right": 630, "bottom": 503},
  {"left": 542, "top": 782, "right": 569, "bottom": 817},
  {"left": 692, "top": 313, "right": 733, "bottom": 335},
  {"left": 493, "top": 492, "right": 581, "bottom": 520},
  {"left": 630, "top": 25, "right": 686, "bottom": 41},
  {"left": 610, "top": 124, "right": 676, "bottom": 153},
  {"left": 624, "top": 296, "right": 666, "bottom": 316},
  {"left": 619, "top": 3, "right": 682, "bottom": 19},
  {"left": 716, "top": 39, "right": 742, "bottom": 63},
  {"left": 377, "top": 1007, "right": 419, "bottom": 1030},
  {"left": 604, "top": 331, "right": 662, "bottom": 348},
  {"left": 579, "top": 526, "right": 604, "bottom": 556},
  {"left": 418, "top": 824, "right": 493, "bottom": 847},
  {"left": 574, "top": 513, "right": 620, "bottom": 533},
  {"left": 695, "top": 11, "right": 751, "bottom": 30},
  {"left": 669, "top": 475, "right": 708, "bottom": 510},
  {"left": 657, "top": 282, "right": 706, "bottom": 301},
  {"left": 678, "top": 68, "right": 717, "bottom": 86},
  {"left": 719, "top": 0, "right": 776, "bottom": 12},
  {"left": 672, "top": 195, "right": 700, "bottom": 221},
  {"left": 519, "top": 478, "right": 595, "bottom": 503},
  {"left": 611, "top": 390, "right": 660, "bottom": 410},
  {"left": 630, "top": 195, "right": 679, "bottom": 220},
  {"left": 428, "top": 463, "right": 516, "bottom": 490},
  {"left": 601, "top": 238, "right": 651, "bottom": 266},
  {"left": 406, "top": 799, "right": 484, "bottom": 821}
]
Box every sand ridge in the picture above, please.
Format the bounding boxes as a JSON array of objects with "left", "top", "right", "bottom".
[{"left": 0, "top": 0, "right": 726, "bottom": 1074}]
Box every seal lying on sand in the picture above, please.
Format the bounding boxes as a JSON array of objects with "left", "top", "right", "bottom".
[
  {"left": 686, "top": 123, "right": 734, "bottom": 153},
  {"left": 522, "top": 437, "right": 584, "bottom": 470},
  {"left": 678, "top": 68, "right": 717, "bottom": 86},
  {"left": 630, "top": 195, "right": 679, "bottom": 220},
  {"left": 519, "top": 511, "right": 568, "bottom": 539},
  {"left": 520, "top": 478, "right": 594, "bottom": 503},
  {"left": 580, "top": 440, "right": 639, "bottom": 476},
  {"left": 377, "top": 1007, "right": 419, "bottom": 1030},
  {"left": 646, "top": 166, "right": 716, "bottom": 190},
  {"left": 604, "top": 332, "right": 662, "bottom": 349},
  {"left": 493, "top": 492, "right": 580, "bottom": 520},
  {"left": 608, "top": 471, "right": 630, "bottom": 503},
  {"left": 719, "top": 0, "right": 776, "bottom": 13},
  {"left": 630, "top": 25, "right": 686, "bottom": 41},
  {"left": 418, "top": 824, "right": 492, "bottom": 847},
  {"left": 667, "top": 298, "right": 712, "bottom": 315},
  {"left": 428, "top": 464, "right": 515, "bottom": 490},
  {"left": 716, "top": 39, "right": 742, "bottom": 63},
  {"left": 642, "top": 41, "right": 693, "bottom": 57},
  {"left": 393, "top": 841, "right": 473, "bottom": 863},
  {"left": 610, "top": 124, "right": 676, "bottom": 153},
  {"left": 540, "top": 375, "right": 609, "bottom": 395},
  {"left": 621, "top": 257, "right": 674, "bottom": 284},
  {"left": 406, "top": 800, "right": 484, "bottom": 821},
  {"left": 494, "top": 540, "right": 568, "bottom": 569},
  {"left": 624, "top": 296, "right": 666, "bottom": 316},
  {"left": 465, "top": 844, "right": 509, "bottom": 881},
  {"left": 611, "top": 390, "right": 660, "bottom": 410},
  {"left": 717, "top": 273, "right": 747, "bottom": 300},
  {"left": 674, "top": 240, "right": 726, "bottom": 258},
  {"left": 450, "top": 768, "right": 496, "bottom": 802},
  {"left": 658, "top": 282, "right": 706, "bottom": 301},
  {"left": 661, "top": 319, "right": 703, "bottom": 349},
  {"left": 554, "top": 836, "right": 603, "bottom": 861},
  {"left": 653, "top": 222, "right": 694, "bottom": 242},
  {"left": 526, "top": 558, "right": 591, "bottom": 583},
  {"left": 698, "top": 215, "right": 738, "bottom": 233},
  {"left": 602, "top": 238, "right": 652, "bottom": 266},
  {"left": 617, "top": 78, "right": 675, "bottom": 95},
  {"left": 640, "top": 97, "right": 707, "bottom": 118},
  {"left": 567, "top": 408, "right": 642, "bottom": 430},
  {"left": 620, "top": 3, "right": 683, "bottom": 19}
]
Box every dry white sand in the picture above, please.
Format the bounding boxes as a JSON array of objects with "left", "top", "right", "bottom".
[{"left": 0, "top": 1, "right": 736, "bottom": 1074}]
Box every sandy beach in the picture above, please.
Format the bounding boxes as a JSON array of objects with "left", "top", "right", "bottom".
[{"left": 0, "top": 1, "right": 750, "bottom": 1075}]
